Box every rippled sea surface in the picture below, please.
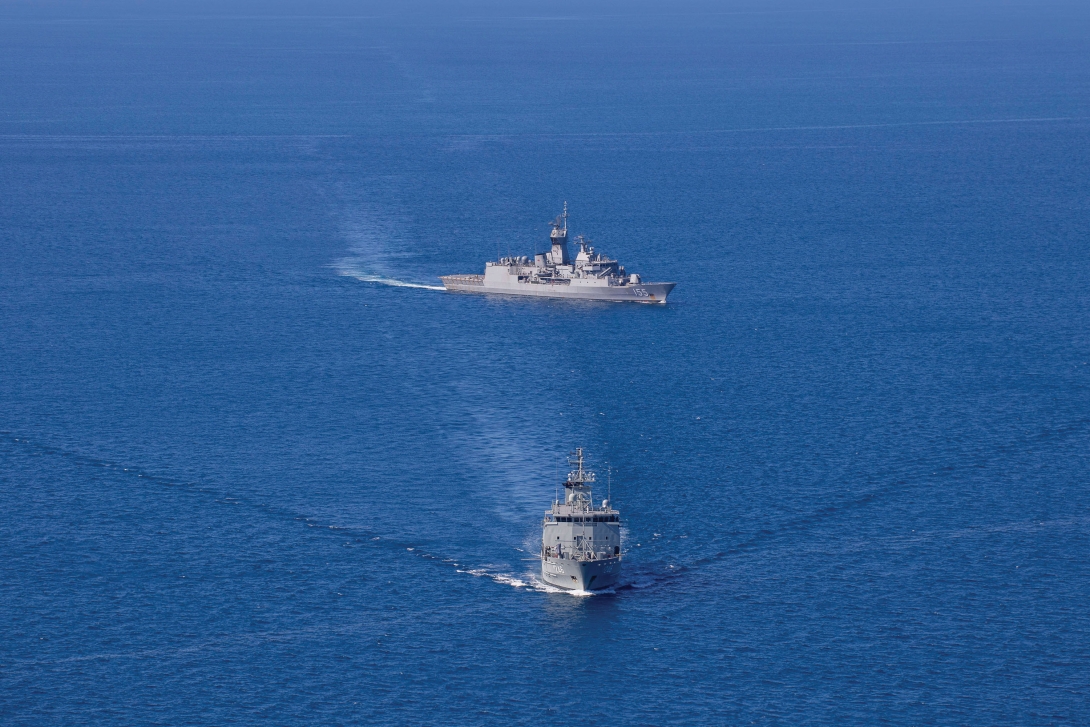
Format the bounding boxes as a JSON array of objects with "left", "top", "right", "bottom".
[{"left": 2, "top": 1, "right": 1089, "bottom": 724}]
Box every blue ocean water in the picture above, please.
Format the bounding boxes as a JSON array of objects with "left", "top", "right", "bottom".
[{"left": 2, "top": 1, "right": 1089, "bottom": 723}]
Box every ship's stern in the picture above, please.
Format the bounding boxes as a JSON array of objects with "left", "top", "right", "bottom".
[{"left": 439, "top": 274, "right": 484, "bottom": 292}]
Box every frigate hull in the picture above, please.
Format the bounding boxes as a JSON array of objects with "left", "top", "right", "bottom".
[
  {"left": 441, "top": 205, "right": 676, "bottom": 304},
  {"left": 541, "top": 556, "right": 621, "bottom": 591},
  {"left": 440, "top": 275, "right": 675, "bottom": 304}
]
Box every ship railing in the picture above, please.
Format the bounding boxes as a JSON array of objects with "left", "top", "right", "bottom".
[
  {"left": 440, "top": 274, "right": 484, "bottom": 285},
  {"left": 543, "top": 546, "right": 618, "bottom": 561}
]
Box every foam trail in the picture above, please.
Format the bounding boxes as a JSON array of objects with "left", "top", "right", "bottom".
[
  {"left": 336, "top": 267, "right": 444, "bottom": 291},
  {"left": 452, "top": 562, "right": 606, "bottom": 597},
  {"left": 526, "top": 574, "right": 601, "bottom": 596},
  {"left": 331, "top": 209, "right": 446, "bottom": 291},
  {"left": 456, "top": 567, "right": 534, "bottom": 590}
]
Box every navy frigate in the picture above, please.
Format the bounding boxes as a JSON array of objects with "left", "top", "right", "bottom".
[
  {"left": 541, "top": 449, "right": 621, "bottom": 591},
  {"left": 440, "top": 204, "right": 676, "bottom": 303}
]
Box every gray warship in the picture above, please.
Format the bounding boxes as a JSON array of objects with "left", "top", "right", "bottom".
[
  {"left": 541, "top": 449, "right": 621, "bottom": 591},
  {"left": 440, "top": 204, "right": 676, "bottom": 303}
]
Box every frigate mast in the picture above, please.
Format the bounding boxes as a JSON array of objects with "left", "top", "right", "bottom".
[{"left": 564, "top": 447, "right": 595, "bottom": 510}]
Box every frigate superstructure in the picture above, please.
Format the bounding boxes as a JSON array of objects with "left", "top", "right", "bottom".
[
  {"left": 441, "top": 204, "right": 676, "bottom": 303},
  {"left": 541, "top": 449, "right": 621, "bottom": 591}
]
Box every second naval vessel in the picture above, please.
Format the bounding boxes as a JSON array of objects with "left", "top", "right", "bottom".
[
  {"left": 541, "top": 449, "right": 621, "bottom": 591},
  {"left": 441, "top": 205, "right": 676, "bottom": 303}
]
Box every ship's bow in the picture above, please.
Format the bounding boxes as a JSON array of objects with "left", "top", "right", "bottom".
[{"left": 542, "top": 557, "right": 621, "bottom": 591}]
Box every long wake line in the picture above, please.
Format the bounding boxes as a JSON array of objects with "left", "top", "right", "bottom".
[
  {"left": 332, "top": 265, "right": 445, "bottom": 291},
  {"left": 0, "top": 433, "right": 578, "bottom": 601}
]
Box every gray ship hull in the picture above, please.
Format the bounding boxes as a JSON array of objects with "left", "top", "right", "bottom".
[
  {"left": 441, "top": 275, "right": 675, "bottom": 304},
  {"left": 541, "top": 555, "right": 621, "bottom": 591}
]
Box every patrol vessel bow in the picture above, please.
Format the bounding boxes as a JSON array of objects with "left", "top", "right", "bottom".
[
  {"left": 441, "top": 204, "right": 675, "bottom": 303},
  {"left": 541, "top": 449, "right": 621, "bottom": 591}
]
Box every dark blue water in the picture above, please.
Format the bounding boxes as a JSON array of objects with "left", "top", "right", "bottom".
[{"left": 3, "top": 1, "right": 1089, "bottom": 724}]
